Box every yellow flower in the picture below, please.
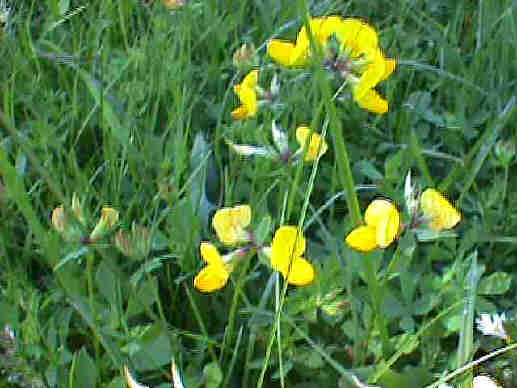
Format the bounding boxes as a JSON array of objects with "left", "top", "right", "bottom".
[
  {"left": 231, "top": 70, "right": 258, "bottom": 120},
  {"left": 271, "top": 226, "right": 315, "bottom": 286},
  {"left": 267, "top": 16, "right": 395, "bottom": 114},
  {"left": 295, "top": 126, "right": 328, "bottom": 161},
  {"left": 212, "top": 205, "right": 252, "bottom": 246},
  {"left": 161, "top": 0, "right": 186, "bottom": 9},
  {"left": 420, "top": 188, "right": 461, "bottom": 231},
  {"left": 346, "top": 199, "right": 400, "bottom": 252},
  {"left": 194, "top": 243, "right": 232, "bottom": 293}
]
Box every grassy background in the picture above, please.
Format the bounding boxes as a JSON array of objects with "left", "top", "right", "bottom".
[{"left": 1, "top": 0, "right": 517, "bottom": 387}]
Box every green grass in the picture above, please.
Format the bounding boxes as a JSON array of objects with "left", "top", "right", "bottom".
[{"left": 1, "top": 0, "right": 517, "bottom": 387}]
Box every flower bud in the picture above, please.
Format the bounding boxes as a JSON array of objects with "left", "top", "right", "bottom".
[
  {"left": 161, "top": 0, "right": 187, "bottom": 10},
  {"left": 232, "top": 43, "right": 256, "bottom": 69},
  {"left": 90, "top": 207, "right": 119, "bottom": 241},
  {"left": 51, "top": 205, "right": 83, "bottom": 242},
  {"left": 115, "top": 223, "right": 152, "bottom": 260},
  {"left": 494, "top": 139, "right": 516, "bottom": 167}
]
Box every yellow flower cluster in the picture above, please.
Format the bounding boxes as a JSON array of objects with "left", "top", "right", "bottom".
[
  {"left": 346, "top": 188, "right": 461, "bottom": 252},
  {"left": 268, "top": 16, "right": 395, "bottom": 114},
  {"left": 194, "top": 205, "right": 315, "bottom": 292},
  {"left": 194, "top": 205, "right": 252, "bottom": 293}
]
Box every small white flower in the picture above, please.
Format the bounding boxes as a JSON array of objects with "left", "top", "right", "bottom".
[
  {"left": 476, "top": 313, "right": 508, "bottom": 340},
  {"left": 124, "top": 365, "right": 150, "bottom": 388},
  {"left": 404, "top": 169, "right": 418, "bottom": 219},
  {"left": 271, "top": 120, "right": 288, "bottom": 155},
  {"left": 473, "top": 375, "right": 501, "bottom": 388},
  {"left": 226, "top": 141, "right": 275, "bottom": 158},
  {"left": 351, "top": 375, "right": 380, "bottom": 388}
]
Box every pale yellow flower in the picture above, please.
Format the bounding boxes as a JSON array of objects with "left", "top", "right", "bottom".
[
  {"left": 270, "top": 226, "right": 315, "bottom": 286},
  {"left": 346, "top": 199, "right": 400, "bottom": 252},
  {"left": 231, "top": 70, "right": 259, "bottom": 120},
  {"left": 194, "top": 243, "right": 232, "bottom": 293},
  {"left": 295, "top": 126, "right": 328, "bottom": 161},
  {"left": 212, "top": 205, "right": 252, "bottom": 246},
  {"left": 90, "top": 207, "right": 119, "bottom": 241},
  {"left": 420, "top": 188, "right": 461, "bottom": 231}
]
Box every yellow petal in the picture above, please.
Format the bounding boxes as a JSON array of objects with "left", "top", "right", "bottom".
[
  {"left": 267, "top": 40, "right": 297, "bottom": 67},
  {"left": 353, "top": 87, "right": 388, "bottom": 114},
  {"left": 318, "top": 16, "right": 345, "bottom": 44},
  {"left": 238, "top": 87, "right": 257, "bottom": 116},
  {"left": 295, "top": 126, "right": 328, "bottom": 161},
  {"left": 200, "top": 242, "right": 224, "bottom": 266},
  {"left": 194, "top": 264, "right": 229, "bottom": 293},
  {"left": 241, "top": 70, "right": 258, "bottom": 89},
  {"left": 355, "top": 49, "right": 388, "bottom": 98},
  {"left": 420, "top": 189, "right": 461, "bottom": 231},
  {"left": 284, "top": 257, "right": 315, "bottom": 286},
  {"left": 231, "top": 105, "right": 248, "bottom": 120},
  {"left": 212, "top": 205, "right": 251, "bottom": 245},
  {"left": 364, "top": 199, "right": 400, "bottom": 248},
  {"left": 271, "top": 226, "right": 306, "bottom": 273},
  {"left": 380, "top": 58, "right": 396, "bottom": 82},
  {"left": 374, "top": 208, "right": 400, "bottom": 248},
  {"left": 340, "top": 18, "right": 379, "bottom": 55},
  {"left": 345, "top": 225, "right": 378, "bottom": 252}
]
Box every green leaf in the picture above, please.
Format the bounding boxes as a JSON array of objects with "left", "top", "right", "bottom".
[
  {"left": 254, "top": 214, "right": 272, "bottom": 246},
  {"left": 0, "top": 300, "right": 17, "bottom": 326},
  {"left": 478, "top": 272, "right": 512, "bottom": 295},
  {"left": 203, "top": 362, "right": 223, "bottom": 388},
  {"left": 95, "top": 260, "right": 118, "bottom": 306},
  {"left": 189, "top": 133, "right": 217, "bottom": 230},
  {"left": 355, "top": 160, "right": 384, "bottom": 181},
  {"left": 384, "top": 149, "right": 407, "bottom": 182},
  {"left": 70, "top": 348, "right": 97, "bottom": 388},
  {"left": 131, "top": 322, "right": 172, "bottom": 371},
  {"left": 126, "top": 278, "right": 158, "bottom": 318}
]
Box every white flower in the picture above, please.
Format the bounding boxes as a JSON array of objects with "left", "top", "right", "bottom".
[
  {"left": 473, "top": 375, "right": 501, "bottom": 388},
  {"left": 124, "top": 366, "right": 150, "bottom": 388},
  {"left": 351, "top": 375, "right": 380, "bottom": 388},
  {"left": 476, "top": 313, "right": 508, "bottom": 340}
]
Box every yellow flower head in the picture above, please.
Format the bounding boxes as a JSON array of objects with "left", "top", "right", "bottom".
[
  {"left": 346, "top": 199, "right": 400, "bottom": 252},
  {"left": 271, "top": 226, "right": 315, "bottom": 286},
  {"left": 194, "top": 242, "right": 232, "bottom": 293},
  {"left": 420, "top": 188, "right": 461, "bottom": 231},
  {"left": 231, "top": 70, "right": 258, "bottom": 120},
  {"left": 267, "top": 16, "right": 395, "bottom": 114},
  {"left": 296, "top": 126, "right": 328, "bottom": 161},
  {"left": 212, "top": 205, "right": 251, "bottom": 246}
]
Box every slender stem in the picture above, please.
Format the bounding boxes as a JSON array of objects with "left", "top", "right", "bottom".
[
  {"left": 184, "top": 284, "right": 219, "bottom": 366},
  {"left": 363, "top": 252, "right": 389, "bottom": 355},
  {"left": 503, "top": 165, "right": 509, "bottom": 202}
]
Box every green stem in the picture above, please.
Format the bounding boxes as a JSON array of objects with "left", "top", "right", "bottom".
[
  {"left": 409, "top": 128, "right": 434, "bottom": 187},
  {"left": 184, "top": 284, "right": 220, "bottom": 366},
  {"left": 86, "top": 254, "right": 101, "bottom": 366},
  {"left": 318, "top": 77, "right": 362, "bottom": 226},
  {"left": 363, "top": 253, "right": 390, "bottom": 355},
  {"left": 503, "top": 165, "right": 509, "bottom": 202}
]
